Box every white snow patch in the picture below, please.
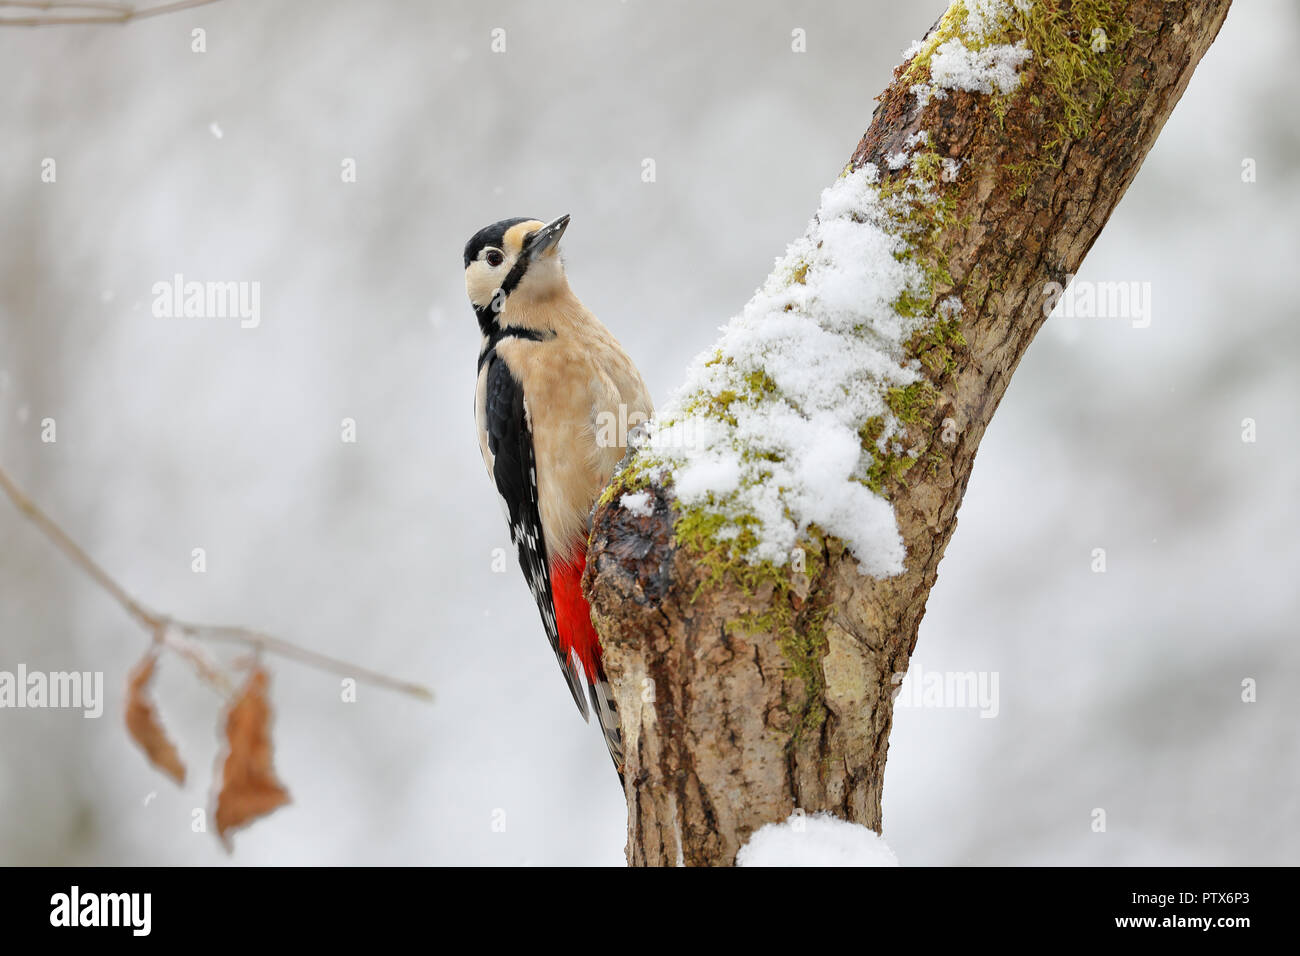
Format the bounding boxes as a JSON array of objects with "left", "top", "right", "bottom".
[
  {"left": 903, "top": 0, "right": 1035, "bottom": 98},
  {"left": 890, "top": 134, "right": 931, "bottom": 170},
  {"left": 737, "top": 812, "right": 899, "bottom": 867},
  {"left": 643, "top": 163, "right": 943, "bottom": 577},
  {"left": 902, "top": 0, "right": 1029, "bottom": 62},
  {"left": 619, "top": 491, "right": 655, "bottom": 518},
  {"left": 962, "top": 0, "right": 1034, "bottom": 42},
  {"left": 929, "top": 38, "right": 1032, "bottom": 95},
  {"left": 909, "top": 82, "right": 947, "bottom": 109}
]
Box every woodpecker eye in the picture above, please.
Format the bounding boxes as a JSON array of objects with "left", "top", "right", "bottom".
[{"left": 485, "top": 249, "right": 505, "bottom": 267}]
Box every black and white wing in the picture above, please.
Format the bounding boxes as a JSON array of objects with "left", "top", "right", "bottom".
[{"left": 478, "top": 350, "right": 590, "bottom": 720}]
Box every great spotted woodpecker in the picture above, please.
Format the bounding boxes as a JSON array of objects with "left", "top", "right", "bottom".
[{"left": 465, "top": 215, "right": 653, "bottom": 776}]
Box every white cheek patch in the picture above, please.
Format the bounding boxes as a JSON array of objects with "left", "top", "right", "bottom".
[{"left": 467, "top": 259, "right": 515, "bottom": 307}]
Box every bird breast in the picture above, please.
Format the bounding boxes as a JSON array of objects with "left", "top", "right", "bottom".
[{"left": 496, "top": 327, "right": 652, "bottom": 560}]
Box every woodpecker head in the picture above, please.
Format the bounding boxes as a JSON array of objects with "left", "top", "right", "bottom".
[{"left": 463, "top": 215, "right": 571, "bottom": 329}]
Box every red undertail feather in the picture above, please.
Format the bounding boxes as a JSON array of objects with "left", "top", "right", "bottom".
[
  {"left": 550, "top": 549, "right": 602, "bottom": 682},
  {"left": 551, "top": 548, "right": 624, "bottom": 774}
]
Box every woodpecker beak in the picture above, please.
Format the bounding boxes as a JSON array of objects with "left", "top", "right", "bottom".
[{"left": 527, "top": 214, "right": 570, "bottom": 260}]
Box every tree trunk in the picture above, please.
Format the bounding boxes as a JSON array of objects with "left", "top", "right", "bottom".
[{"left": 584, "top": 0, "right": 1232, "bottom": 867}]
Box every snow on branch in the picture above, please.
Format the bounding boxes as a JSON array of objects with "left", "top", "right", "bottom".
[{"left": 737, "top": 812, "right": 900, "bottom": 867}]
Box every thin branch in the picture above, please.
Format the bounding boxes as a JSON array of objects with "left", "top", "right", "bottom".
[
  {"left": 0, "top": 0, "right": 218, "bottom": 26},
  {"left": 174, "top": 622, "right": 434, "bottom": 700},
  {"left": 0, "top": 462, "right": 158, "bottom": 631},
  {"left": 1, "top": 2, "right": 132, "bottom": 14},
  {"left": 0, "top": 462, "right": 434, "bottom": 702}
]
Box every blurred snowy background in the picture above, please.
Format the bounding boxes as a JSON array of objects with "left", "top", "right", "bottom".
[{"left": 1, "top": 0, "right": 1296, "bottom": 865}]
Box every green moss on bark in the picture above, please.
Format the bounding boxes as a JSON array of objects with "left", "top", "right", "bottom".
[{"left": 903, "top": 0, "right": 1138, "bottom": 196}]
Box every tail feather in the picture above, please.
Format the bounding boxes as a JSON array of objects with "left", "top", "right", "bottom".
[
  {"left": 588, "top": 673, "right": 624, "bottom": 775},
  {"left": 552, "top": 549, "right": 624, "bottom": 780}
]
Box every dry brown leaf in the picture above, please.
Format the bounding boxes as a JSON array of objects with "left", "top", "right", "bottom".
[
  {"left": 124, "top": 651, "right": 186, "bottom": 785},
  {"left": 214, "top": 667, "right": 290, "bottom": 844}
]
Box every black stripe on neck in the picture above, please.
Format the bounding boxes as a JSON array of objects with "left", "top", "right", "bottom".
[
  {"left": 499, "top": 256, "right": 530, "bottom": 300},
  {"left": 477, "top": 325, "right": 553, "bottom": 372}
]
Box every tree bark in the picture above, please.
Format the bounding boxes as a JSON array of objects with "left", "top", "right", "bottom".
[{"left": 584, "top": 0, "right": 1232, "bottom": 866}]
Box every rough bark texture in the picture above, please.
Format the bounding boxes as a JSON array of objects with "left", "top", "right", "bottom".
[{"left": 584, "top": 0, "right": 1232, "bottom": 867}]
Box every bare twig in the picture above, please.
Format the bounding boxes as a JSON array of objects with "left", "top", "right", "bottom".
[
  {"left": 0, "top": 462, "right": 434, "bottom": 701},
  {"left": 1, "top": 2, "right": 132, "bottom": 14},
  {"left": 0, "top": 462, "right": 158, "bottom": 631},
  {"left": 174, "top": 622, "right": 433, "bottom": 700},
  {"left": 0, "top": 0, "right": 219, "bottom": 26}
]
